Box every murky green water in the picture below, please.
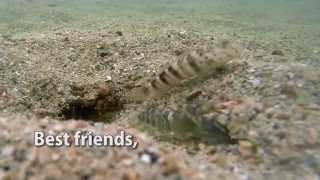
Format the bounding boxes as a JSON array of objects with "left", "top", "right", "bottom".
[{"left": 1, "top": 0, "right": 319, "bottom": 34}]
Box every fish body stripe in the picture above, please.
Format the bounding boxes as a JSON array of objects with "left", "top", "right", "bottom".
[
  {"left": 151, "top": 79, "right": 157, "bottom": 89},
  {"left": 186, "top": 55, "right": 201, "bottom": 73},
  {"left": 159, "top": 71, "right": 170, "bottom": 85},
  {"left": 131, "top": 40, "right": 242, "bottom": 102},
  {"left": 168, "top": 66, "right": 183, "bottom": 80}
]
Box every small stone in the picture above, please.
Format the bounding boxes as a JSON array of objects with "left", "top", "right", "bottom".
[
  {"left": 97, "top": 84, "right": 110, "bottom": 98},
  {"left": 106, "top": 76, "right": 112, "bottom": 81},
  {"left": 53, "top": 124, "right": 64, "bottom": 131},
  {"left": 198, "top": 143, "right": 206, "bottom": 151},
  {"left": 122, "top": 169, "right": 138, "bottom": 180},
  {"left": 116, "top": 31, "right": 123, "bottom": 36},
  {"left": 279, "top": 82, "right": 297, "bottom": 98},
  {"left": 61, "top": 36, "right": 69, "bottom": 42},
  {"left": 51, "top": 153, "right": 60, "bottom": 161},
  {"left": 238, "top": 140, "right": 255, "bottom": 157},
  {"left": 205, "top": 145, "right": 217, "bottom": 155},
  {"left": 247, "top": 68, "right": 256, "bottom": 73},
  {"left": 265, "top": 107, "right": 275, "bottom": 118},
  {"left": 75, "top": 120, "right": 89, "bottom": 129},
  {"left": 249, "top": 78, "right": 261, "bottom": 88},
  {"left": 271, "top": 50, "right": 284, "bottom": 56},
  {"left": 220, "top": 109, "right": 229, "bottom": 115},
  {"left": 174, "top": 50, "right": 186, "bottom": 56},
  {"left": 121, "top": 158, "right": 134, "bottom": 167},
  {"left": 1, "top": 145, "right": 15, "bottom": 157},
  {"left": 275, "top": 113, "right": 290, "bottom": 120},
  {"left": 34, "top": 109, "right": 56, "bottom": 118},
  {"left": 253, "top": 50, "right": 267, "bottom": 58},
  {"left": 95, "top": 44, "right": 104, "bottom": 49},
  {"left": 139, "top": 148, "right": 158, "bottom": 165},
  {"left": 186, "top": 144, "right": 198, "bottom": 154},
  {"left": 161, "top": 156, "right": 179, "bottom": 176},
  {"left": 186, "top": 90, "right": 202, "bottom": 101},
  {"left": 99, "top": 52, "right": 109, "bottom": 58},
  {"left": 133, "top": 52, "right": 145, "bottom": 60},
  {"left": 251, "top": 102, "right": 264, "bottom": 113},
  {"left": 70, "top": 83, "right": 84, "bottom": 91}
]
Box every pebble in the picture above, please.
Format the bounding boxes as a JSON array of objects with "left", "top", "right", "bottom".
[
  {"left": 97, "top": 84, "right": 110, "bottom": 98},
  {"left": 205, "top": 146, "right": 217, "bottom": 155},
  {"left": 61, "top": 36, "right": 69, "bottom": 42},
  {"left": 186, "top": 90, "right": 202, "bottom": 101},
  {"left": 249, "top": 78, "right": 261, "bottom": 88},
  {"left": 251, "top": 102, "right": 264, "bottom": 113},
  {"left": 238, "top": 140, "right": 255, "bottom": 157},
  {"left": 0, "top": 84, "right": 7, "bottom": 95},
  {"left": 271, "top": 50, "right": 284, "bottom": 56},
  {"left": 265, "top": 107, "right": 275, "bottom": 118},
  {"left": 219, "top": 109, "right": 230, "bottom": 115},
  {"left": 99, "top": 52, "right": 109, "bottom": 58},
  {"left": 106, "top": 76, "right": 112, "bottom": 81},
  {"left": 275, "top": 113, "right": 290, "bottom": 120},
  {"left": 121, "top": 158, "right": 134, "bottom": 167},
  {"left": 247, "top": 68, "right": 256, "bottom": 73},
  {"left": 1, "top": 145, "right": 15, "bottom": 157},
  {"left": 75, "top": 120, "right": 89, "bottom": 129},
  {"left": 253, "top": 50, "right": 267, "bottom": 58},
  {"left": 161, "top": 155, "right": 179, "bottom": 176},
  {"left": 122, "top": 170, "right": 138, "bottom": 180},
  {"left": 139, "top": 148, "right": 159, "bottom": 165},
  {"left": 116, "top": 31, "right": 123, "bottom": 36},
  {"left": 53, "top": 124, "right": 64, "bottom": 131},
  {"left": 133, "top": 53, "right": 144, "bottom": 60},
  {"left": 51, "top": 153, "right": 61, "bottom": 161}
]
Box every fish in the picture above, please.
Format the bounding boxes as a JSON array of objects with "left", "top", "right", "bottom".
[
  {"left": 137, "top": 101, "right": 233, "bottom": 144},
  {"left": 131, "top": 39, "right": 242, "bottom": 102}
]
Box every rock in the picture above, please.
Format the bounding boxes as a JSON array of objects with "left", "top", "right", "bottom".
[
  {"left": 205, "top": 145, "right": 217, "bottom": 155},
  {"left": 47, "top": 3, "right": 57, "bottom": 7},
  {"left": 116, "top": 31, "right": 123, "bottom": 36},
  {"left": 238, "top": 140, "right": 255, "bottom": 157},
  {"left": 97, "top": 84, "right": 110, "bottom": 98},
  {"left": 75, "top": 120, "right": 89, "bottom": 129},
  {"left": 0, "top": 84, "right": 7, "bottom": 95},
  {"left": 139, "top": 148, "right": 159, "bottom": 165},
  {"left": 249, "top": 78, "right": 261, "bottom": 88},
  {"left": 279, "top": 82, "right": 297, "bottom": 98},
  {"left": 161, "top": 155, "right": 179, "bottom": 176},
  {"left": 61, "top": 36, "right": 69, "bottom": 42},
  {"left": 121, "top": 158, "right": 134, "bottom": 167},
  {"left": 271, "top": 50, "right": 284, "bottom": 56},
  {"left": 99, "top": 52, "right": 109, "bottom": 58},
  {"left": 106, "top": 76, "right": 112, "bottom": 81},
  {"left": 33, "top": 109, "right": 56, "bottom": 118},
  {"left": 122, "top": 169, "right": 138, "bottom": 180},
  {"left": 186, "top": 90, "right": 202, "bottom": 101},
  {"left": 1, "top": 145, "right": 15, "bottom": 157}
]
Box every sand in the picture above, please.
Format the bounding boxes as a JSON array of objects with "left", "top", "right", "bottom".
[{"left": 1, "top": 0, "right": 320, "bottom": 179}]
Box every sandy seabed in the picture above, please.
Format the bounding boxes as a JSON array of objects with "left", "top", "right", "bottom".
[{"left": 0, "top": 0, "right": 320, "bottom": 179}]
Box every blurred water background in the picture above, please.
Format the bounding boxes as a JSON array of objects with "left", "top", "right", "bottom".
[{"left": 0, "top": 0, "right": 319, "bottom": 34}]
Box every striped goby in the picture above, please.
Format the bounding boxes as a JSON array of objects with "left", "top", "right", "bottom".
[
  {"left": 131, "top": 40, "right": 242, "bottom": 102},
  {"left": 137, "top": 101, "right": 233, "bottom": 144}
]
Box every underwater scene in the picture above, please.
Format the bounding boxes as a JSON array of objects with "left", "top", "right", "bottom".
[{"left": 0, "top": 0, "right": 320, "bottom": 179}]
